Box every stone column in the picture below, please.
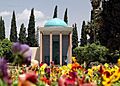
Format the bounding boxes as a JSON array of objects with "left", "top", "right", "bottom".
[
  {"left": 60, "top": 32, "right": 62, "bottom": 65},
  {"left": 68, "top": 32, "right": 72, "bottom": 63},
  {"left": 50, "top": 32, "right": 52, "bottom": 64},
  {"left": 69, "top": 32, "right": 72, "bottom": 63},
  {"left": 40, "top": 32, "right": 43, "bottom": 63}
]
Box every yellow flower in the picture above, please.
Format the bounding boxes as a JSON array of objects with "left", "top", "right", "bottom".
[
  {"left": 67, "top": 63, "right": 72, "bottom": 69},
  {"left": 102, "top": 70, "right": 113, "bottom": 86},
  {"left": 88, "top": 69, "right": 93, "bottom": 77},
  {"left": 72, "top": 57, "right": 76, "bottom": 63},
  {"left": 102, "top": 80, "right": 111, "bottom": 86},
  {"left": 111, "top": 68, "right": 120, "bottom": 83},
  {"left": 117, "top": 59, "right": 120, "bottom": 66},
  {"left": 102, "top": 70, "right": 111, "bottom": 80},
  {"left": 62, "top": 65, "right": 68, "bottom": 70},
  {"left": 114, "top": 65, "right": 119, "bottom": 70},
  {"left": 92, "top": 66, "right": 98, "bottom": 71},
  {"left": 104, "top": 63, "right": 109, "bottom": 68},
  {"left": 40, "top": 63, "right": 47, "bottom": 75}
]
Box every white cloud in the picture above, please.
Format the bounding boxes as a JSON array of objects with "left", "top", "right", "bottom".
[
  {"left": 17, "top": 9, "right": 48, "bottom": 27},
  {"left": 0, "top": 11, "right": 11, "bottom": 17},
  {"left": 17, "top": 9, "right": 30, "bottom": 21},
  {"left": 0, "top": 9, "right": 49, "bottom": 38}
]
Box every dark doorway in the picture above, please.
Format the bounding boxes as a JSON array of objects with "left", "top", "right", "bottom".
[
  {"left": 53, "top": 41, "right": 60, "bottom": 64},
  {"left": 44, "top": 56, "right": 50, "bottom": 65}
]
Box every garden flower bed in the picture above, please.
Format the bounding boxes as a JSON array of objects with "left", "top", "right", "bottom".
[
  {"left": 0, "top": 57, "right": 120, "bottom": 86},
  {"left": 0, "top": 42, "right": 120, "bottom": 86}
]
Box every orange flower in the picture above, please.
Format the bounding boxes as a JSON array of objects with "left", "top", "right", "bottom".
[
  {"left": 40, "top": 76, "right": 51, "bottom": 85},
  {"left": 98, "top": 65, "right": 105, "bottom": 74}
]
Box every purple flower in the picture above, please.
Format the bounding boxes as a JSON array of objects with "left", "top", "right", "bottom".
[
  {"left": 45, "top": 68, "right": 50, "bottom": 74},
  {"left": 0, "top": 58, "right": 12, "bottom": 85},
  {"left": 11, "top": 42, "right": 21, "bottom": 53},
  {"left": 12, "top": 42, "right": 32, "bottom": 65}
]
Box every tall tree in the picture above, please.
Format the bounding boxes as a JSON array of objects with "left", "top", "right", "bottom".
[
  {"left": 0, "top": 17, "right": 5, "bottom": 41},
  {"left": 10, "top": 11, "right": 17, "bottom": 42},
  {"left": 72, "top": 23, "right": 78, "bottom": 52},
  {"left": 19, "top": 23, "right": 27, "bottom": 44},
  {"left": 53, "top": 5, "right": 58, "bottom": 18},
  {"left": 27, "top": 8, "right": 37, "bottom": 47},
  {"left": 83, "top": 0, "right": 102, "bottom": 44},
  {"left": 99, "top": 0, "right": 120, "bottom": 51},
  {"left": 80, "top": 21, "right": 87, "bottom": 46},
  {"left": 64, "top": 8, "right": 68, "bottom": 24}
]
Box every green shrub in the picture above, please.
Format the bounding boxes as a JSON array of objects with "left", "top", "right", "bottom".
[
  {"left": 74, "top": 43, "right": 109, "bottom": 66},
  {"left": 0, "top": 39, "right": 13, "bottom": 62}
]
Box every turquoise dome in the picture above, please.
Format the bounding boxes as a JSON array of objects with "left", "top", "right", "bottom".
[{"left": 44, "top": 18, "right": 67, "bottom": 27}]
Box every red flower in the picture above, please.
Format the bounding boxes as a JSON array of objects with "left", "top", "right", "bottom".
[
  {"left": 26, "top": 72, "right": 38, "bottom": 84},
  {"left": 72, "top": 63, "right": 82, "bottom": 71},
  {"left": 64, "top": 77, "right": 76, "bottom": 86},
  {"left": 18, "top": 72, "right": 38, "bottom": 86},
  {"left": 99, "top": 65, "right": 104, "bottom": 74},
  {"left": 39, "top": 62, "right": 43, "bottom": 67},
  {"left": 58, "top": 75, "right": 67, "bottom": 86},
  {"left": 40, "top": 77, "right": 51, "bottom": 85}
]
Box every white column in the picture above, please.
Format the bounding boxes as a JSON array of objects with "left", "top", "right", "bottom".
[
  {"left": 40, "top": 32, "right": 43, "bottom": 63},
  {"left": 68, "top": 32, "right": 72, "bottom": 63},
  {"left": 60, "top": 32, "right": 62, "bottom": 65},
  {"left": 50, "top": 32, "right": 52, "bottom": 63},
  {"left": 69, "top": 32, "right": 72, "bottom": 63}
]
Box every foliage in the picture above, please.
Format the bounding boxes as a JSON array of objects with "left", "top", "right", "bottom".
[
  {"left": 74, "top": 43, "right": 109, "bottom": 66},
  {"left": 64, "top": 8, "right": 68, "bottom": 24},
  {"left": 53, "top": 5, "right": 57, "bottom": 18},
  {"left": 84, "top": 0, "right": 103, "bottom": 44},
  {"left": 72, "top": 23, "right": 78, "bottom": 54},
  {"left": 0, "top": 39, "right": 13, "bottom": 61},
  {"left": 113, "top": 81, "right": 120, "bottom": 86},
  {"left": 99, "top": 0, "right": 120, "bottom": 51},
  {"left": 10, "top": 11, "right": 17, "bottom": 42},
  {"left": 19, "top": 23, "right": 27, "bottom": 44},
  {"left": 27, "top": 8, "right": 38, "bottom": 47},
  {"left": 0, "top": 17, "right": 5, "bottom": 41},
  {"left": 90, "top": 0, "right": 101, "bottom": 10}
]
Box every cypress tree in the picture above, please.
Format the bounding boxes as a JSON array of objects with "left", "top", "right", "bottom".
[
  {"left": 19, "top": 23, "right": 27, "bottom": 44},
  {"left": 10, "top": 11, "right": 17, "bottom": 42},
  {"left": 80, "top": 21, "right": 87, "bottom": 46},
  {"left": 64, "top": 8, "right": 68, "bottom": 24},
  {"left": 53, "top": 5, "right": 58, "bottom": 18},
  {"left": 72, "top": 23, "right": 78, "bottom": 51},
  {"left": 27, "top": 8, "right": 37, "bottom": 47},
  {"left": 99, "top": 0, "right": 120, "bottom": 51},
  {"left": 0, "top": 17, "right": 5, "bottom": 41},
  {"left": 2, "top": 18, "right": 5, "bottom": 39}
]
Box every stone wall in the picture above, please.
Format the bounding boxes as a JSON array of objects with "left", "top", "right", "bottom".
[{"left": 30, "top": 47, "right": 40, "bottom": 62}]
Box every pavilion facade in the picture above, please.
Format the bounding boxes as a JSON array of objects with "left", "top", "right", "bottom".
[{"left": 38, "top": 18, "right": 73, "bottom": 65}]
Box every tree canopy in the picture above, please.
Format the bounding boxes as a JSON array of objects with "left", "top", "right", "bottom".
[
  {"left": 0, "top": 17, "right": 5, "bottom": 41},
  {"left": 19, "top": 23, "right": 27, "bottom": 44},
  {"left": 27, "top": 8, "right": 38, "bottom": 47}
]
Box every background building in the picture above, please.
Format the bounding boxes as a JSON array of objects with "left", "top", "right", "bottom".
[{"left": 38, "top": 18, "right": 73, "bottom": 65}]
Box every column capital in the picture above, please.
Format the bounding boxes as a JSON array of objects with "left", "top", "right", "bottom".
[{"left": 40, "top": 31, "right": 43, "bottom": 34}]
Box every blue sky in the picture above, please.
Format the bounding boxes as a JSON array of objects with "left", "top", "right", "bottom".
[{"left": 0, "top": 0, "right": 91, "bottom": 39}]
